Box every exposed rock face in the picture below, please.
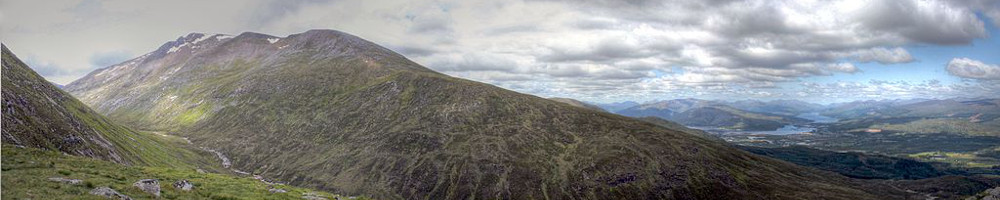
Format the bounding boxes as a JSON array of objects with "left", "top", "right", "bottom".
[
  {"left": 132, "top": 179, "right": 160, "bottom": 197},
  {"left": 90, "top": 187, "right": 132, "bottom": 200},
  {"left": 980, "top": 187, "right": 1000, "bottom": 200},
  {"left": 47, "top": 177, "right": 82, "bottom": 185},
  {"left": 173, "top": 179, "right": 194, "bottom": 191}
]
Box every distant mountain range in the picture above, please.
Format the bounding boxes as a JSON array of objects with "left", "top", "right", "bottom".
[
  {"left": 548, "top": 97, "right": 607, "bottom": 112},
  {"left": 612, "top": 99, "right": 812, "bottom": 131},
  {"left": 592, "top": 101, "right": 639, "bottom": 112},
  {"left": 60, "top": 30, "right": 902, "bottom": 199},
  {"left": 822, "top": 98, "right": 1000, "bottom": 136},
  {"left": 597, "top": 97, "right": 999, "bottom": 135}
]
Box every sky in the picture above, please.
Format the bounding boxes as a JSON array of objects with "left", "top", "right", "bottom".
[{"left": 2, "top": 0, "right": 999, "bottom": 104}]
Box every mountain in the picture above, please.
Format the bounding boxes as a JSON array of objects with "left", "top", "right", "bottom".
[
  {"left": 723, "top": 100, "right": 824, "bottom": 116},
  {"left": 617, "top": 99, "right": 810, "bottom": 131},
  {"left": 548, "top": 97, "right": 606, "bottom": 112},
  {"left": 2, "top": 45, "right": 354, "bottom": 199},
  {"left": 1, "top": 45, "right": 216, "bottom": 168},
  {"left": 820, "top": 99, "right": 917, "bottom": 119},
  {"left": 824, "top": 99, "right": 1000, "bottom": 136},
  {"left": 66, "top": 29, "right": 904, "bottom": 199},
  {"left": 592, "top": 101, "right": 639, "bottom": 112}
]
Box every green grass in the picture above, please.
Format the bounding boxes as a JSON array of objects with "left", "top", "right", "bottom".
[
  {"left": 908, "top": 151, "right": 1000, "bottom": 168},
  {"left": 1, "top": 145, "right": 359, "bottom": 200},
  {"left": 876, "top": 118, "right": 1000, "bottom": 136}
]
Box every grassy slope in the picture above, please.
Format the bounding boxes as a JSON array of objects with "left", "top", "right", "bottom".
[
  {"left": 2, "top": 45, "right": 220, "bottom": 169},
  {"left": 1, "top": 145, "right": 352, "bottom": 200}
]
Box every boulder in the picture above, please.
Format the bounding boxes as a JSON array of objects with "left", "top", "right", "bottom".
[
  {"left": 47, "top": 177, "right": 82, "bottom": 185},
  {"left": 90, "top": 187, "right": 132, "bottom": 200},
  {"left": 132, "top": 179, "right": 160, "bottom": 197},
  {"left": 173, "top": 179, "right": 194, "bottom": 191},
  {"left": 302, "top": 192, "right": 329, "bottom": 200},
  {"left": 268, "top": 187, "right": 287, "bottom": 193}
]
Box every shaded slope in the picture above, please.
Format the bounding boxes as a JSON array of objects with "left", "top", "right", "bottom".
[
  {"left": 67, "top": 30, "right": 892, "bottom": 199},
  {"left": 740, "top": 146, "right": 946, "bottom": 179},
  {"left": 1, "top": 45, "right": 217, "bottom": 168}
]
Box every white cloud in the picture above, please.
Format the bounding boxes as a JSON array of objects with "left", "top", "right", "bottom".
[
  {"left": 1, "top": 0, "right": 996, "bottom": 102},
  {"left": 947, "top": 58, "right": 1000, "bottom": 80}
]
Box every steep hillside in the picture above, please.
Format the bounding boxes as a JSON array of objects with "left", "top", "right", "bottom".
[
  {"left": 548, "top": 97, "right": 607, "bottom": 112},
  {"left": 67, "top": 30, "right": 900, "bottom": 199},
  {"left": 1, "top": 45, "right": 217, "bottom": 168}
]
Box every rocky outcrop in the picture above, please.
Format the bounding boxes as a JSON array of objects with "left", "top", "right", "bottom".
[
  {"left": 47, "top": 177, "right": 82, "bottom": 185},
  {"left": 966, "top": 187, "right": 1000, "bottom": 200},
  {"left": 90, "top": 187, "right": 132, "bottom": 200},
  {"left": 132, "top": 179, "right": 160, "bottom": 197},
  {"left": 173, "top": 179, "right": 194, "bottom": 191},
  {"left": 302, "top": 192, "right": 329, "bottom": 200},
  {"left": 267, "top": 185, "right": 287, "bottom": 193}
]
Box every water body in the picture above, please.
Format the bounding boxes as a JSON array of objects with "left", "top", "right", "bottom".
[
  {"left": 744, "top": 125, "right": 815, "bottom": 135},
  {"left": 692, "top": 125, "right": 815, "bottom": 135},
  {"left": 796, "top": 112, "right": 838, "bottom": 123}
]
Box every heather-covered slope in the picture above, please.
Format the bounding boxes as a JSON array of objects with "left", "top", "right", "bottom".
[{"left": 67, "top": 30, "right": 895, "bottom": 199}]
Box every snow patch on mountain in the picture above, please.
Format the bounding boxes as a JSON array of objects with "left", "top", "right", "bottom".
[
  {"left": 217, "top": 35, "right": 234, "bottom": 40},
  {"left": 192, "top": 34, "right": 214, "bottom": 44}
]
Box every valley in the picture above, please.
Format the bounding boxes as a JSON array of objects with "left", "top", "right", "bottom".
[
  {"left": 4, "top": 30, "right": 999, "bottom": 199},
  {"left": 6, "top": 0, "right": 1000, "bottom": 199},
  {"left": 601, "top": 98, "right": 1000, "bottom": 181}
]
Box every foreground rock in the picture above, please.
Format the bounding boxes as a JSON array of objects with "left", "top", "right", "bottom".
[
  {"left": 90, "top": 187, "right": 132, "bottom": 200},
  {"left": 173, "top": 179, "right": 194, "bottom": 191},
  {"left": 967, "top": 187, "right": 1000, "bottom": 200},
  {"left": 47, "top": 177, "right": 82, "bottom": 185},
  {"left": 302, "top": 192, "right": 328, "bottom": 200},
  {"left": 132, "top": 179, "right": 160, "bottom": 197}
]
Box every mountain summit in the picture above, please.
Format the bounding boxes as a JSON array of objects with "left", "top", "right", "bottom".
[{"left": 65, "top": 30, "right": 889, "bottom": 199}]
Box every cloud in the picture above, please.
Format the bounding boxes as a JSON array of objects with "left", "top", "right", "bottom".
[
  {"left": 947, "top": 58, "right": 1000, "bottom": 80},
  {"left": 2, "top": 0, "right": 996, "bottom": 102},
  {"left": 796, "top": 79, "right": 1000, "bottom": 102},
  {"left": 89, "top": 50, "right": 134, "bottom": 67},
  {"left": 852, "top": 47, "right": 914, "bottom": 64},
  {"left": 856, "top": 0, "right": 987, "bottom": 45}
]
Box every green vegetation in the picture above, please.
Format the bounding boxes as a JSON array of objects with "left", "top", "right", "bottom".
[
  {"left": 876, "top": 118, "right": 1000, "bottom": 136},
  {"left": 909, "top": 151, "right": 1000, "bottom": 168},
  {"left": 1, "top": 145, "right": 353, "bottom": 200},
  {"left": 740, "top": 146, "right": 946, "bottom": 179}
]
